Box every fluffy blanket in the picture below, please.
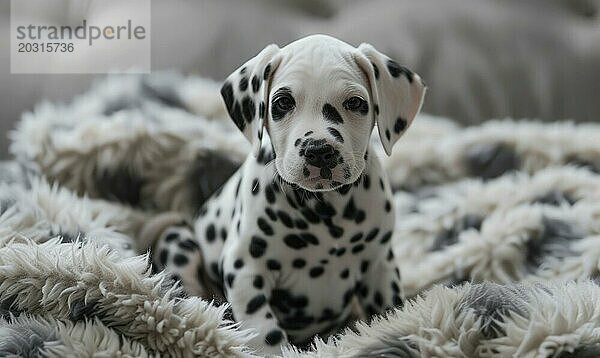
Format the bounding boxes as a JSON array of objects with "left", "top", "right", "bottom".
[{"left": 2, "top": 73, "right": 600, "bottom": 357}]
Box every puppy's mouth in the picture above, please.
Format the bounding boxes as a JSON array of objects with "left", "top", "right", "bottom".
[{"left": 276, "top": 161, "right": 361, "bottom": 192}]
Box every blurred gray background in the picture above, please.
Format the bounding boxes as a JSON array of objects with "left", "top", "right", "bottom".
[{"left": 1, "top": 0, "right": 599, "bottom": 159}]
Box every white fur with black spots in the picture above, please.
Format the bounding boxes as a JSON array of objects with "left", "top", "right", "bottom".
[{"left": 152, "top": 34, "right": 426, "bottom": 355}]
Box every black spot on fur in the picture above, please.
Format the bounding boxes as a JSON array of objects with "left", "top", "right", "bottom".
[
  {"left": 249, "top": 236, "right": 268, "bottom": 258},
  {"left": 318, "top": 308, "right": 338, "bottom": 323},
  {"left": 206, "top": 224, "right": 216, "bottom": 242},
  {"left": 386, "top": 59, "right": 414, "bottom": 82},
  {"left": 385, "top": 129, "right": 391, "bottom": 141},
  {"left": 165, "top": 232, "right": 179, "bottom": 242},
  {"left": 365, "top": 305, "right": 377, "bottom": 317},
  {"left": 374, "top": 104, "right": 380, "bottom": 116},
  {"left": 350, "top": 232, "right": 363, "bottom": 243},
  {"left": 263, "top": 63, "right": 271, "bottom": 80},
  {"left": 385, "top": 200, "right": 392, "bottom": 212},
  {"left": 394, "top": 117, "right": 407, "bottom": 133},
  {"left": 259, "top": 101, "right": 265, "bottom": 119},
  {"left": 258, "top": 217, "right": 274, "bottom": 236},
  {"left": 327, "top": 127, "right": 344, "bottom": 143},
  {"left": 363, "top": 175, "right": 371, "bottom": 189},
  {"left": 374, "top": 291, "right": 384, "bottom": 307},
  {"left": 329, "top": 225, "right": 344, "bottom": 238},
  {"left": 280, "top": 313, "right": 314, "bottom": 331},
  {"left": 293, "top": 258, "right": 306, "bottom": 268},
  {"left": 226, "top": 273, "right": 235, "bottom": 287},
  {"left": 158, "top": 250, "right": 168, "bottom": 266},
  {"left": 251, "top": 178, "right": 260, "bottom": 195},
  {"left": 265, "top": 207, "right": 277, "bottom": 221},
  {"left": 253, "top": 275, "right": 264, "bottom": 289},
  {"left": 265, "top": 329, "right": 284, "bottom": 345},
  {"left": 264, "top": 186, "right": 276, "bottom": 204},
  {"left": 309, "top": 266, "right": 325, "bottom": 278},
  {"left": 251, "top": 75, "right": 261, "bottom": 93},
  {"left": 300, "top": 233, "right": 319, "bottom": 245},
  {"left": 256, "top": 147, "right": 275, "bottom": 165},
  {"left": 295, "top": 219, "right": 308, "bottom": 229},
  {"left": 178, "top": 239, "right": 199, "bottom": 251},
  {"left": 210, "top": 262, "right": 220, "bottom": 277},
  {"left": 284, "top": 234, "right": 306, "bottom": 250},
  {"left": 371, "top": 61, "right": 380, "bottom": 80},
  {"left": 360, "top": 260, "right": 370, "bottom": 273},
  {"left": 246, "top": 294, "right": 267, "bottom": 314},
  {"left": 355, "top": 282, "right": 369, "bottom": 298},
  {"left": 352, "top": 244, "right": 365, "bottom": 254},
  {"left": 355, "top": 211, "right": 366, "bottom": 224},
  {"left": 242, "top": 97, "right": 255, "bottom": 123},
  {"left": 381, "top": 231, "right": 393, "bottom": 244},
  {"left": 365, "top": 228, "right": 379, "bottom": 242},
  {"left": 340, "top": 269, "right": 350, "bottom": 279},
  {"left": 337, "top": 184, "right": 352, "bottom": 195},
  {"left": 225, "top": 97, "right": 246, "bottom": 131},
  {"left": 234, "top": 258, "right": 244, "bottom": 269},
  {"left": 267, "top": 259, "right": 282, "bottom": 270},
  {"left": 221, "top": 228, "right": 227, "bottom": 241},
  {"left": 301, "top": 208, "right": 320, "bottom": 224},
  {"left": 173, "top": 254, "right": 188, "bottom": 266},
  {"left": 239, "top": 77, "right": 248, "bottom": 92},
  {"left": 322, "top": 103, "right": 344, "bottom": 124},
  {"left": 284, "top": 233, "right": 319, "bottom": 250},
  {"left": 277, "top": 211, "right": 294, "bottom": 228},
  {"left": 315, "top": 201, "right": 336, "bottom": 218}
]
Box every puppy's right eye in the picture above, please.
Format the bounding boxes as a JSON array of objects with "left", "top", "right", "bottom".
[{"left": 273, "top": 95, "right": 295, "bottom": 112}]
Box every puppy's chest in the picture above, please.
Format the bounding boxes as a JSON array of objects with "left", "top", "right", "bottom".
[{"left": 239, "top": 179, "right": 394, "bottom": 259}]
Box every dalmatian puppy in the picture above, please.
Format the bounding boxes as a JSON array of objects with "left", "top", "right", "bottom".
[{"left": 152, "top": 34, "right": 426, "bottom": 355}]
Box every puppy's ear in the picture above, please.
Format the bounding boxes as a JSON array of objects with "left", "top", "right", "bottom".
[
  {"left": 355, "top": 43, "right": 426, "bottom": 156},
  {"left": 221, "top": 44, "right": 282, "bottom": 156}
]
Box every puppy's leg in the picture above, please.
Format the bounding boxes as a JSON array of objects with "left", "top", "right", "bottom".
[
  {"left": 222, "top": 260, "right": 288, "bottom": 355},
  {"left": 151, "top": 222, "right": 207, "bottom": 296},
  {"left": 357, "top": 250, "right": 403, "bottom": 318}
]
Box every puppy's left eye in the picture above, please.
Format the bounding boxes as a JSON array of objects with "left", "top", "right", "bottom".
[{"left": 343, "top": 96, "right": 368, "bottom": 113}]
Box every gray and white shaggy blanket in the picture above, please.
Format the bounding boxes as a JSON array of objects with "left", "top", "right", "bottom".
[{"left": 2, "top": 73, "right": 600, "bottom": 357}]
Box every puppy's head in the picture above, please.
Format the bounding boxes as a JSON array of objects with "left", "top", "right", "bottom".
[{"left": 221, "top": 35, "right": 426, "bottom": 191}]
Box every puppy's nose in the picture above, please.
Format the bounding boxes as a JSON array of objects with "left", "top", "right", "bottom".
[{"left": 305, "top": 143, "right": 338, "bottom": 169}]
